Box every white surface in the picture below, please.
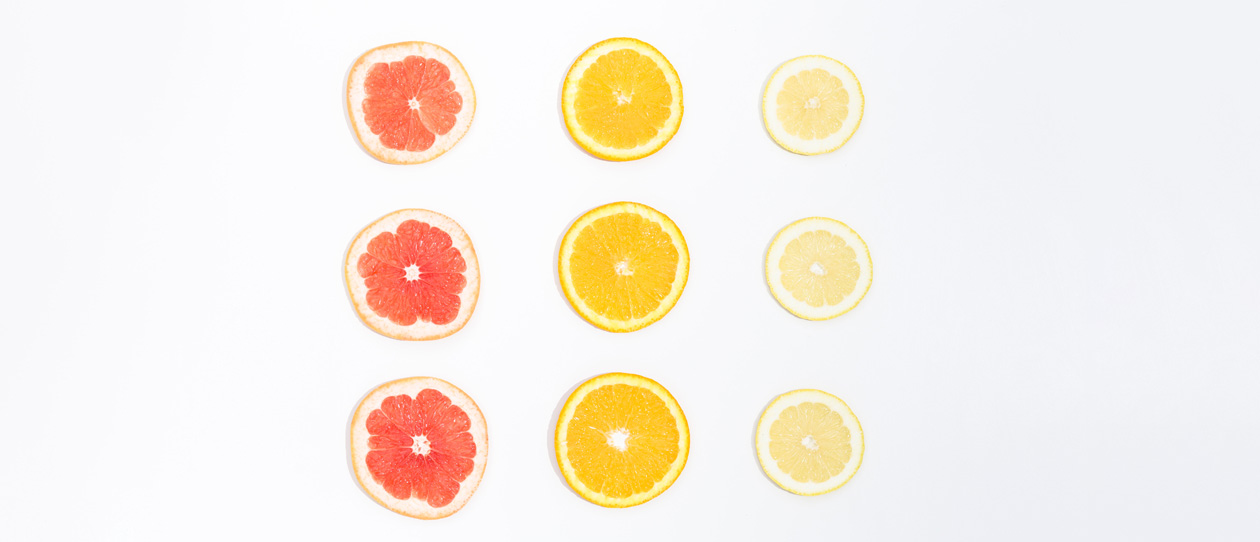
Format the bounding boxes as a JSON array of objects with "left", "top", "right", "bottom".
[{"left": 1, "top": 0, "right": 1257, "bottom": 540}]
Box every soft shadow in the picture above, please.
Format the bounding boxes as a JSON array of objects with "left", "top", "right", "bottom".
[
  {"left": 752, "top": 393, "right": 783, "bottom": 489},
  {"left": 552, "top": 205, "right": 597, "bottom": 320},
  {"left": 345, "top": 383, "right": 377, "bottom": 502},
  {"left": 341, "top": 212, "right": 391, "bottom": 338},
  {"left": 341, "top": 52, "right": 381, "bottom": 164},
  {"left": 546, "top": 374, "right": 600, "bottom": 498}
]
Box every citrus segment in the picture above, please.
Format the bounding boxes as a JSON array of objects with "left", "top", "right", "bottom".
[
  {"left": 562, "top": 38, "right": 683, "bottom": 161},
  {"left": 345, "top": 209, "right": 479, "bottom": 340},
  {"left": 558, "top": 202, "right": 688, "bottom": 332},
  {"left": 763, "top": 56, "right": 863, "bottom": 155},
  {"left": 351, "top": 377, "right": 488, "bottom": 519},
  {"left": 347, "top": 42, "right": 475, "bottom": 164},
  {"left": 756, "top": 389, "right": 863, "bottom": 496},
  {"left": 766, "top": 217, "right": 871, "bottom": 320},
  {"left": 555, "top": 373, "right": 689, "bottom": 507}
]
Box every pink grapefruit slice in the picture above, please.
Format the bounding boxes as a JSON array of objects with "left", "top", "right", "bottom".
[
  {"left": 351, "top": 377, "right": 488, "bottom": 519},
  {"left": 347, "top": 42, "right": 475, "bottom": 164},
  {"left": 344, "top": 209, "right": 479, "bottom": 340}
]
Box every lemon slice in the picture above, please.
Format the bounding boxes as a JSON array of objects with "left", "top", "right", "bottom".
[
  {"left": 766, "top": 217, "right": 872, "bottom": 320},
  {"left": 762, "top": 55, "right": 863, "bottom": 155},
  {"left": 562, "top": 38, "right": 683, "bottom": 161},
  {"left": 558, "top": 202, "right": 689, "bottom": 332},
  {"left": 555, "top": 373, "right": 689, "bottom": 507},
  {"left": 756, "top": 389, "right": 863, "bottom": 496}
]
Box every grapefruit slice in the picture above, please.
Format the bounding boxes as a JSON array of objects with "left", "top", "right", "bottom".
[
  {"left": 344, "top": 209, "right": 479, "bottom": 340},
  {"left": 351, "top": 377, "right": 488, "bottom": 519},
  {"left": 347, "top": 42, "right": 475, "bottom": 164}
]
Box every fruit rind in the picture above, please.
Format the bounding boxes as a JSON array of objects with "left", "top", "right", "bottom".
[
  {"left": 765, "top": 216, "right": 871, "bottom": 320},
  {"left": 554, "top": 373, "right": 690, "bottom": 507},
  {"left": 558, "top": 202, "right": 689, "bottom": 332},
  {"left": 350, "top": 376, "right": 488, "bottom": 519},
  {"left": 562, "top": 37, "right": 683, "bottom": 161},
  {"left": 762, "top": 55, "right": 864, "bottom": 155},
  {"left": 344, "top": 209, "right": 480, "bottom": 340},
  {"left": 755, "top": 389, "right": 864, "bottom": 496},
  {"left": 346, "top": 41, "right": 476, "bottom": 164}
]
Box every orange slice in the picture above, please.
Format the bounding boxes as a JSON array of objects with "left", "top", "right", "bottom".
[
  {"left": 557, "top": 202, "right": 688, "bottom": 332},
  {"left": 562, "top": 38, "right": 683, "bottom": 161},
  {"left": 347, "top": 42, "right": 475, "bottom": 164},
  {"left": 344, "top": 209, "right": 479, "bottom": 340},
  {"left": 555, "top": 373, "right": 689, "bottom": 507},
  {"left": 351, "top": 377, "right": 488, "bottom": 519}
]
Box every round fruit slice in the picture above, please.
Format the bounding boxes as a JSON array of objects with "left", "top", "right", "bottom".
[
  {"left": 756, "top": 389, "right": 863, "bottom": 496},
  {"left": 766, "top": 217, "right": 871, "bottom": 320},
  {"left": 347, "top": 42, "right": 475, "bottom": 164},
  {"left": 555, "top": 373, "right": 689, "bottom": 507},
  {"left": 562, "top": 38, "right": 683, "bottom": 161},
  {"left": 763, "top": 55, "right": 864, "bottom": 155},
  {"left": 558, "top": 202, "right": 688, "bottom": 332},
  {"left": 345, "top": 209, "right": 479, "bottom": 340},
  {"left": 351, "top": 377, "right": 488, "bottom": 519}
]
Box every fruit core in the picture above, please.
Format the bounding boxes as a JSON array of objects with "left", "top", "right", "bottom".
[
  {"left": 411, "top": 434, "right": 432, "bottom": 455},
  {"left": 607, "top": 428, "right": 631, "bottom": 451},
  {"left": 809, "top": 262, "right": 826, "bottom": 276},
  {"left": 801, "top": 435, "right": 819, "bottom": 450},
  {"left": 614, "top": 260, "right": 633, "bottom": 276}
]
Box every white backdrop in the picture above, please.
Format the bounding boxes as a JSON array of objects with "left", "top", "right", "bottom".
[{"left": 2, "top": 0, "right": 1257, "bottom": 540}]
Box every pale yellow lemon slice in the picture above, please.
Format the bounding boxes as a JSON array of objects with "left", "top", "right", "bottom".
[
  {"left": 766, "top": 217, "right": 872, "bottom": 320},
  {"left": 763, "top": 55, "right": 863, "bottom": 155},
  {"left": 756, "top": 389, "right": 863, "bottom": 496}
]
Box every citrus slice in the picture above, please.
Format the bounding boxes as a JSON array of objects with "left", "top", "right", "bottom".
[
  {"left": 345, "top": 209, "right": 479, "bottom": 340},
  {"left": 347, "top": 42, "right": 475, "bottom": 164},
  {"left": 755, "top": 389, "right": 863, "bottom": 496},
  {"left": 562, "top": 38, "right": 683, "bottom": 161},
  {"left": 558, "top": 202, "right": 688, "bottom": 332},
  {"left": 762, "top": 55, "right": 864, "bottom": 155},
  {"left": 555, "top": 373, "right": 689, "bottom": 507},
  {"left": 766, "top": 217, "right": 872, "bottom": 320},
  {"left": 351, "top": 377, "right": 488, "bottom": 519}
]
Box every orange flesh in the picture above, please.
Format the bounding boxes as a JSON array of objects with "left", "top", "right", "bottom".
[
  {"left": 568, "top": 213, "right": 679, "bottom": 320},
  {"left": 573, "top": 50, "right": 673, "bottom": 149},
  {"left": 564, "top": 384, "right": 680, "bottom": 499}
]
